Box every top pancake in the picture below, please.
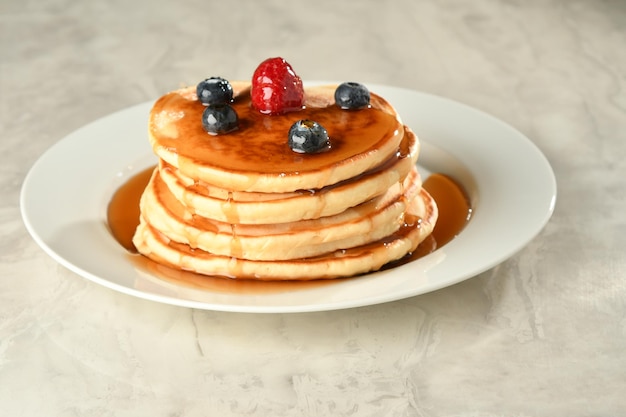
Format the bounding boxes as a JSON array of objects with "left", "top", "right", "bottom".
[{"left": 149, "top": 82, "right": 406, "bottom": 193}]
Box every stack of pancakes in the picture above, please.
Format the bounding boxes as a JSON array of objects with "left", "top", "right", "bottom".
[{"left": 132, "top": 82, "right": 438, "bottom": 280}]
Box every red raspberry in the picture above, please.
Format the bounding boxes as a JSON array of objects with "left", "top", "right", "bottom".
[{"left": 251, "top": 57, "right": 304, "bottom": 115}]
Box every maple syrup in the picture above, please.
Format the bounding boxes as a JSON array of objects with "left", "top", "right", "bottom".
[
  {"left": 383, "top": 172, "right": 472, "bottom": 269},
  {"left": 422, "top": 173, "right": 472, "bottom": 247},
  {"left": 107, "top": 83, "right": 471, "bottom": 288},
  {"left": 152, "top": 87, "right": 400, "bottom": 175},
  {"left": 106, "top": 166, "right": 154, "bottom": 253},
  {"left": 150, "top": 85, "right": 406, "bottom": 194},
  {"left": 106, "top": 168, "right": 471, "bottom": 290}
]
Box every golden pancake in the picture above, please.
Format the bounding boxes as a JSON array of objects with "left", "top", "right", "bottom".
[
  {"left": 148, "top": 82, "right": 405, "bottom": 193},
  {"left": 133, "top": 188, "right": 437, "bottom": 280},
  {"left": 138, "top": 166, "right": 422, "bottom": 261},
  {"left": 157, "top": 126, "right": 419, "bottom": 224},
  {"left": 133, "top": 78, "right": 438, "bottom": 280}
]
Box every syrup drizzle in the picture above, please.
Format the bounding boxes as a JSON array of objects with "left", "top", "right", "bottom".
[
  {"left": 106, "top": 168, "right": 472, "bottom": 289},
  {"left": 422, "top": 173, "right": 472, "bottom": 246},
  {"left": 106, "top": 166, "right": 154, "bottom": 253}
]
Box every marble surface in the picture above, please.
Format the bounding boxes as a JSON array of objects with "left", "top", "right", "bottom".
[{"left": 2, "top": 0, "right": 626, "bottom": 415}]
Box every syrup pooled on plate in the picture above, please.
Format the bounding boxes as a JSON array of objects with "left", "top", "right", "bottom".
[
  {"left": 384, "top": 172, "right": 473, "bottom": 269},
  {"left": 422, "top": 173, "right": 472, "bottom": 247},
  {"left": 110, "top": 58, "right": 470, "bottom": 283},
  {"left": 106, "top": 166, "right": 155, "bottom": 253},
  {"left": 106, "top": 167, "right": 472, "bottom": 288}
]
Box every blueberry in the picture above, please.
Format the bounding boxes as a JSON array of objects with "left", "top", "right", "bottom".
[
  {"left": 196, "top": 77, "right": 233, "bottom": 106},
  {"left": 334, "top": 82, "right": 370, "bottom": 109},
  {"left": 288, "top": 120, "right": 330, "bottom": 153},
  {"left": 201, "top": 104, "right": 238, "bottom": 135}
]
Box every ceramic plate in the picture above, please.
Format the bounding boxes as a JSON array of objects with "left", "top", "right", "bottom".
[{"left": 20, "top": 84, "right": 556, "bottom": 313}]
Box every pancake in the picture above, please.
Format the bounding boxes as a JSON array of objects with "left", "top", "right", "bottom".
[
  {"left": 138, "top": 165, "right": 423, "bottom": 261},
  {"left": 133, "top": 78, "right": 438, "bottom": 280},
  {"left": 157, "top": 126, "right": 419, "bottom": 224},
  {"left": 148, "top": 82, "right": 405, "bottom": 193},
  {"left": 133, "top": 188, "right": 437, "bottom": 280}
]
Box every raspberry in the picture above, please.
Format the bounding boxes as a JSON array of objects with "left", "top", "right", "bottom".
[{"left": 251, "top": 57, "right": 304, "bottom": 115}]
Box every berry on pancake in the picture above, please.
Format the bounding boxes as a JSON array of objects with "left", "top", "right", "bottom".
[
  {"left": 196, "top": 77, "right": 234, "bottom": 106},
  {"left": 201, "top": 104, "right": 239, "bottom": 135},
  {"left": 334, "top": 82, "right": 370, "bottom": 109},
  {"left": 251, "top": 57, "right": 304, "bottom": 115},
  {"left": 288, "top": 119, "right": 330, "bottom": 153}
]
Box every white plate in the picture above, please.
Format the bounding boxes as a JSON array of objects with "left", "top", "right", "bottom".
[{"left": 20, "top": 84, "right": 556, "bottom": 313}]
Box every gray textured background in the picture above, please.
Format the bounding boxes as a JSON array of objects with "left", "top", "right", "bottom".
[{"left": 2, "top": 0, "right": 625, "bottom": 415}]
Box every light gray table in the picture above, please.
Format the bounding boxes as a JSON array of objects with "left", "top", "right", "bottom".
[{"left": 2, "top": 0, "right": 625, "bottom": 415}]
